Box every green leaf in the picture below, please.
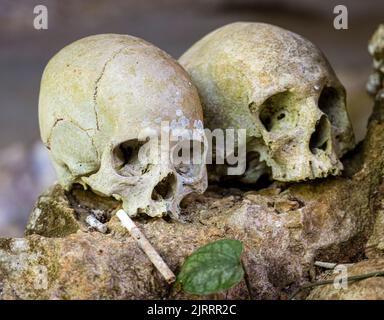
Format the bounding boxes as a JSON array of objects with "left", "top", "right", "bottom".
[{"left": 176, "top": 239, "right": 244, "bottom": 295}]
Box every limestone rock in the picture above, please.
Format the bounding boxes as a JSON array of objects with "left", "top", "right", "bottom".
[
  {"left": 365, "top": 181, "right": 384, "bottom": 259},
  {"left": 307, "top": 259, "right": 384, "bottom": 300}
]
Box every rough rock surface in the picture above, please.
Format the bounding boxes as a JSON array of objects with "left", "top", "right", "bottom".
[
  {"left": 307, "top": 259, "right": 384, "bottom": 300},
  {"left": 365, "top": 182, "right": 384, "bottom": 259},
  {"left": 0, "top": 25, "right": 384, "bottom": 300}
]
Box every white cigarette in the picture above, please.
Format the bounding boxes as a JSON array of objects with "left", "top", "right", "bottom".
[{"left": 116, "top": 209, "right": 176, "bottom": 284}]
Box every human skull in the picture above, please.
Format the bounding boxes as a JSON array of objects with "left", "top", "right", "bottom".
[
  {"left": 39, "top": 34, "right": 207, "bottom": 218},
  {"left": 180, "top": 22, "right": 355, "bottom": 183}
]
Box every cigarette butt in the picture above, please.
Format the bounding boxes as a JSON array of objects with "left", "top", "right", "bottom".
[{"left": 116, "top": 209, "right": 176, "bottom": 284}]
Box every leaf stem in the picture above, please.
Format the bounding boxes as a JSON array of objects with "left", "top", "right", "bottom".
[{"left": 241, "top": 259, "right": 253, "bottom": 300}]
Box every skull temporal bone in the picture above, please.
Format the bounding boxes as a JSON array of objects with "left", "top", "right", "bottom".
[
  {"left": 179, "top": 22, "right": 355, "bottom": 183},
  {"left": 39, "top": 34, "right": 207, "bottom": 218}
]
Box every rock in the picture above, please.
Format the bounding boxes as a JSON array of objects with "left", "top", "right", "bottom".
[
  {"left": 365, "top": 25, "right": 384, "bottom": 261},
  {"left": 25, "top": 184, "right": 119, "bottom": 238},
  {"left": 307, "top": 259, "right": 384, "bottom": 300},
  {"left": 25, "top": 185, "right": 80, "bottom": 238},
  {"left": 365, "top": 181, "right": 384, "bottom": 258}
]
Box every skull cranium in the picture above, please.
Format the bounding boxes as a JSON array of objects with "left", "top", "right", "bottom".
[
  {"left": 39, "top": 34, "right": 207, "bottom": 218},
  {"left": 180, "top": 22, "right": 355, "bottom": 183}
]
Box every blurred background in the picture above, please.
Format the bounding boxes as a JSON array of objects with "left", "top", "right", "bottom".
[{"left": 0, "top": 0, "right": 382, "bottom": 236}]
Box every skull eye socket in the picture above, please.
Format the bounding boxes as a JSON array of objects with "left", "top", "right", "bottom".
[
  {"left": 318, "top": 86, "right": 344, "bottom": 127},
  {"left": 119, "top": 144, "right": 134, "bottom": 164},
  {"left": 114, "top": 141, "right": 137, "bottom": 167},
  {"left": 113, "top": 139, "right": 149, "bottom": 176},
  {"left": 257, "top": 91, "right": 294, "bottom": 132}
]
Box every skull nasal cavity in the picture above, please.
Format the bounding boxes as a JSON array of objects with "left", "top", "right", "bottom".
[
  {"left": 152, "top": 173, "right": 176, "bottom": 201},
  {"left": 309, "top": 116, "right": 330, "bottom": 154}
]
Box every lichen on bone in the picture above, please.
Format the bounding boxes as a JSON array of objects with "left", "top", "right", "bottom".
[{"left": 179, "top": 22, "right": 355, "bottom": 183}]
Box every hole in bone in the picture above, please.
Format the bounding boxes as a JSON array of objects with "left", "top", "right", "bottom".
[
  {"left": 172, "top": 140, "right": 205, "bottom": 177},
  {"left": 151, "top": 173, "right": 176, "bottom": 201},
  {"left": 239, "top": 151, "right": 270, "bottom": 184},
  {"left": 113, "top": 139, "right": 149, "bottom": 176},
  {"left": 120, "top": 145, "right": 133, "bottom": 162},
  {"left": 318, "top": 87, "right": 343, "bottom": 126},
  {"left": 257, "top": 91, "right": 293, "bottom": 132},
  {"left": 309, "top": 115, "right": 330, "bottom": 154}
]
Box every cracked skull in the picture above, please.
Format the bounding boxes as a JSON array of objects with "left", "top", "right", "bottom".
[
  {"left": 180, "top": 22, "right": 355, "bottom": 183},
  {"left": 39, "top": 34, "right": 207, "bottom": 218}
]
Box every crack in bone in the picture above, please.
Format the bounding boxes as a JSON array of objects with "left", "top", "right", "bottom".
[
  {"left": 46, "top": 118, "right": 99, "bottom": 161},
  {"left": 46, "top": 118, "right": 64, "bottom": 150},
  {"left": 93, "top": 46, "right": 129, "bottom": 131}
]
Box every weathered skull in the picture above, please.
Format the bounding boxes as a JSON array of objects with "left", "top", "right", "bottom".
[
  {"left": 180, "top": 22, "right": 355, "bottom": 183},
  {"left": 39, "top": 34, "right": 207, "bottom": 218}
]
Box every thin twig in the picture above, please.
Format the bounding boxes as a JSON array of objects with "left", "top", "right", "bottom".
[
  {"left": 289, "top": 271, "right": 384, "bottom": 300},
  {"left": 116, "top": 209, "right": 176, "bottom": 284}
]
